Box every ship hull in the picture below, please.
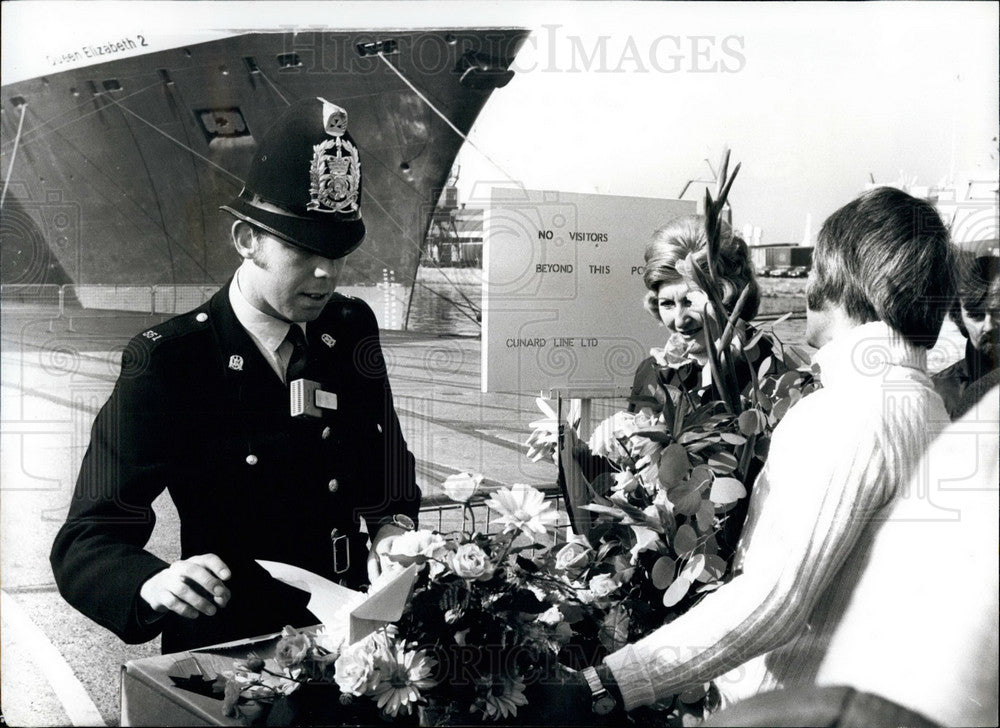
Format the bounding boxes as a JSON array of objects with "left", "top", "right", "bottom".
[{"left": 1, "top": 29, "right": 529, "bottom": 319}]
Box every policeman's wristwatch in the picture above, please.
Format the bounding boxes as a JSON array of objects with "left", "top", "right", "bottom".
[
  {"left": 378, "top": 514, "right": 415, "bottom": 532},
  {"left": 582, "top": 666, "right": 617, "bottom": 715}
]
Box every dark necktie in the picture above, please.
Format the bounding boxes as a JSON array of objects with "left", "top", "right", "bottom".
[{"left": 284, "top": 324, "right": 310, "bottom": 382}]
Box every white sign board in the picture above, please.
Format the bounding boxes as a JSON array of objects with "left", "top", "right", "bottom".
[{"left": 482, "top": 188, "right": 695, "bottom": 393}]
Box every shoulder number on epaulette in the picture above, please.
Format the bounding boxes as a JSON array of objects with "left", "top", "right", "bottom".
[{"left": 142, "top": 330, "right": 163, "bottom": 341}]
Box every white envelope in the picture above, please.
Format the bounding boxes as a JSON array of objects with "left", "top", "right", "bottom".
[{"left": 256, "top": 560, "right": 418, "bottom": 644}]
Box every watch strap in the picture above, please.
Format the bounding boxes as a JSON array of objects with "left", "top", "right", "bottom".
[
  {"left": 378, "top": 514, "right": 415, "bottom": 531},
  {"left": 581, "top": 666, "right": 606, "bottom": 697}
]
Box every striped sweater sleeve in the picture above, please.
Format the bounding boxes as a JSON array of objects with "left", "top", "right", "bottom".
[{"left": 604, "top": 392, "right": 898, "bottom": 710}]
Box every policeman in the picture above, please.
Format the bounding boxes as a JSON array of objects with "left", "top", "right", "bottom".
[{"left": 50, "top": 97, "right": 421, "bottom": 653}]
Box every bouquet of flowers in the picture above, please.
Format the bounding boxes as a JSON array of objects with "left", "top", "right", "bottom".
[
  {"left": 526, "top": 150, "right": 819, "bottom": 723},
  {"left": 221, "top": 478, "right": 587, "bottom": 725}
]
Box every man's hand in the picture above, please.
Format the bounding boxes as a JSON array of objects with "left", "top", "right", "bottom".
[
  {"left": 367, "top": 525, "right": 405, "bottom": 584},
  {"left": 139, "top": 553, "right": 232, "bottom": 619}
]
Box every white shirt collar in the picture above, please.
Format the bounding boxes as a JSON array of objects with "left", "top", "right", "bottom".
[
  {"left": 812, "top": 320, "right": 927, "bottom": 388},
  {"left": 229, "top": 264, "right": 304, "bottom": 354}
]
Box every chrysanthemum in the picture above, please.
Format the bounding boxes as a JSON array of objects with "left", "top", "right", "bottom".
[
  {"left": 471, "top": 674, "right": 529, "bottom": 720},
  {"left": 371, "top": 645, "right": 437, "bottom": 717},
  {"left": 486, "top": 484, "right": 559, "bottom": 537}
]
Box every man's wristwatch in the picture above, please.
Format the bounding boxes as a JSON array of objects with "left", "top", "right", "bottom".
[
  {"left": 582, "top": 666, "right": 617, "bottom": 715},
  {"left": 378, "top": 514, "right": 415, "bottom": 532}
]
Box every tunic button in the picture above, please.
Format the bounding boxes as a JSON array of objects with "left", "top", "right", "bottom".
[
  {"left": 322, "top": 426, "right": 331, "bottom": 440},
  {"left": 246, "top": 454, "right": 258, "bottom": 465},
  {"left": 196, "top": 312, "right": 208, "bottom": 322},
  {"left": 376, "top": 423, "right": 383, "bottom": 434},
  {"left": 328, "top": 478, "right": 339, "bottom": 493}
]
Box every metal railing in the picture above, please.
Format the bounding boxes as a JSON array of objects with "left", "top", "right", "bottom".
[
  {"left": 417, "top": 488, "right": 572, "bottom": 542},
  {"left": 1, "top": 281, "right": 407, "bottom": 329}
]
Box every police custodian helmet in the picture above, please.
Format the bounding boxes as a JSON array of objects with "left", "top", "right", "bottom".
[{"left": 221, "top": 97, "right": 365, "bottom": 259}]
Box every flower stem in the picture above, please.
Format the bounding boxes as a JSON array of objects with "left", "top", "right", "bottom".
[{"left": 261, "top": 667, "right": 309, "bottom": 685}]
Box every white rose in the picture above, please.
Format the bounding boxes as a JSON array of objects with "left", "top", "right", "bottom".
[
  {"left": 442, "top": 471, "right": 484, "bottom": 504},
  {"left": 387, "top": 530, "right": 447, "bottom": 563},
  {"left": 554, "top": 541, "right": 591, "bottom": 573},
  {"left": 587, "top": 411, "right": 637, "bottom": 460},
  {"left": 450, "top": 543, "right": 494, "bottom": 580},
  {"left": 334, "top": 643, "right": 378, "bottom": 696},
  {"left": 588, "top": 574, "right": 620, "bottom": 598},
  {"left": 536, "top": 606, "right": 564, "bottom": 625}
]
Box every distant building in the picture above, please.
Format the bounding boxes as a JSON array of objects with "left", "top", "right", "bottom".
[
  {"left": 426, "top": 185, "right": 484, "bottom": 267},
  {"left": 749, "top": 244, "right": 813, "bottom": 277}
]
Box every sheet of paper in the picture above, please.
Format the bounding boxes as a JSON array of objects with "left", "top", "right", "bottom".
[
  {"left": 256, "top": 560, "right": 418, "bottom": 645},
  {"left": 256, "top": 559, "right": 365, "bottom": 641}
]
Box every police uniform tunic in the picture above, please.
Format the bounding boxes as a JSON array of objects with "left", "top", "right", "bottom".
[{"left": 50, "top": 281, "right": 420, "bottom": 653}]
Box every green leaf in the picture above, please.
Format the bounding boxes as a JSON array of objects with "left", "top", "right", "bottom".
[
  {"left": 596, "top": 540, "right": 620, "bottom": 562},
  {"left": 581, "top": 503, "right": 629, "bottom": 519},
  {"left": 774, "top": 370, "right": 803, "bottom": 398},
  {"left": 515, "top": 556, "right": 539, "bottom": 573},
  {"left": 658, "top": 443, "right": 690, "bottom": 487},
  {"left": 674, "top": 524, "right": 698, "bottom": 554},
  {"left": 737, "top": 409, "right": 765, "bottom": 436},
  {"left": 697, "top": 553, "right": 728, "bottom": 583},
  {"left": 672, "top": 389, "right": 689, "bottom": 436},
  {"left": 635, "top": 426, "right": 672, "bottom": 444},
  {"left": 599, "top": 606, "right": 630, "bottom": 652},
  {"left": 719, "top": 432, "right": 746, "bottom": 445},
  {"left": 770, "top": 311, "right": 794, "bottom": 328},
  {"left": 710, "top": 477, "right": 746, "bottom": 504},
  {"left": 690, "top": 464, "right": 714, "bottom": 485},
  {"left": 651, "top": 555, "right": 676, "bottom": 589},
  {"left": 756, "top": 356, "right": 773, "bottom": 383},
  {"left": 707, "top": 449, "right": 738, "bottom": 474},
  {"left": 667, "top": 479, "right": 704, "bottom": 516},
  {"left": 662, "top": 575, "right": 692, "bottom": 607},
  {"left": 560, "top": 603, "right": 585, "bottom": 623},
  {"left": 680, "top": 553, "right": 706, "bottom": 581},
  {"left": 745, "top": 328, "right": 766, "bottom": 351},
  {"left": 695, "top": 499, "right": 715, "bottom": 532},
  {"left": 772, "top": 396, "right": 792, "bottom": 422}
]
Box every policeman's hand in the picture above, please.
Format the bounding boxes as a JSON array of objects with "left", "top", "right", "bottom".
[
  {"left": 139, "top": 553, "right": 232, "bottom": 619},
  {"left": 367, "top": 526, "right": 405, "bottom": 584}
]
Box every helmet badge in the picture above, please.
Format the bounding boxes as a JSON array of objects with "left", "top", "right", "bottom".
[{"left": 308, "top": 99, "right": 360, "bottom": 214}]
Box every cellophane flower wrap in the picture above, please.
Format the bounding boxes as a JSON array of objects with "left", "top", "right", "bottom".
[{"left": 528, "top": 150, "right": 819, "bottom": 725}]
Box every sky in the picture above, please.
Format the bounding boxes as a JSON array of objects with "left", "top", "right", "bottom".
[
  {"left": 3, "top": 1, "right": 998, "bottom": 244},
  {"left": 450, "top": 2, "right": 999, "bottom": 243}
]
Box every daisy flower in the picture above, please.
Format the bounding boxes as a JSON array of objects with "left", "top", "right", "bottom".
[
  {"left": 371, "top": 645, "right": 437, "bottom": 717},
  {"left": 486, "top": 484, "right": 559, "bottom": 537},
  {"left": 471, "top": 674, "right": 529, "bottom": 720}
]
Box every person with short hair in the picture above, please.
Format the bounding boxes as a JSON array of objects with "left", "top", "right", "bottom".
[
  {"left": 933, "top": 253, "right": 999, "bottom": 418},
  {"left": 701, "top": 385, "right": 999, "bottom": 728},
  {"left": 50, "top": 98, "right": 421, "bottom": 653},
  {"left": 563, "top": 187, "right": 956, "bottom": 718}
]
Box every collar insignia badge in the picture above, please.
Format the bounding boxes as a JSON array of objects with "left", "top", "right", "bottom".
[
  {"left": 321, "top": 333, "right": 336, "bottom": 348},
  {"left": 308, "top": 100, "right": 360, "bottom": 215},
  {"left": 228, "top": 355, "right": 244, "bottom": 371}
]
